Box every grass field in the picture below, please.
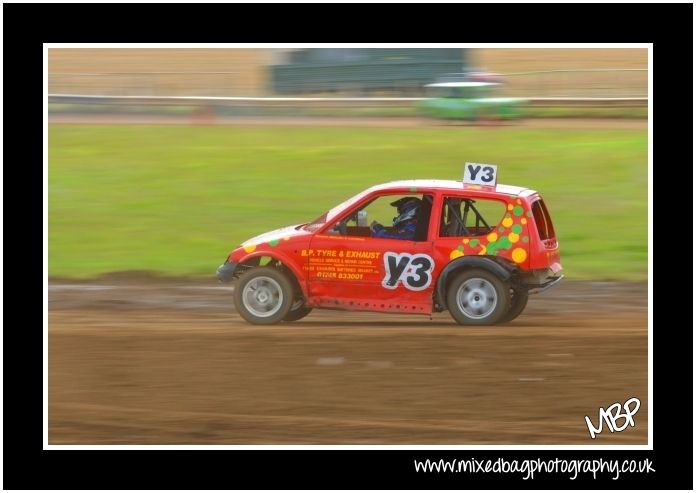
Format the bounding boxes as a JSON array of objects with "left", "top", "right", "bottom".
[
  {"left": 48, "top": 124, "right": 648, "bottom": 280},
  {"left": 49, "top": 103, "right": 648, "bottom": 119}
]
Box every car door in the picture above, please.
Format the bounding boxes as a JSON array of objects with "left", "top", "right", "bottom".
[{"left": 306, "top": 192, "right": 437, "bottom": 314}]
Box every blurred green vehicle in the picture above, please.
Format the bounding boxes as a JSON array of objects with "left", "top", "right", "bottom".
[{"left": 422, "top": 73, "right": 526, "bottom": 122}]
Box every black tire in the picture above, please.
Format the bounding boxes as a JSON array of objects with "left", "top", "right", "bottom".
[
  {"left": 499, "top": 288, "right": 529, "bottom": 324},
  {"left": 446, "top": 268, "right": 510, "bottom": 325},
  {"left": 282, "top": 300, "right": 313, "bottom": 322},
  {"left": 233, "top": 267, "right": 293, "bottom": 325}
]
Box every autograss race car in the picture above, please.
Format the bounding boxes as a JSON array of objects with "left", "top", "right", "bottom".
[
  {"left": 421, "top": 72, "right": 526, "bottom": 122},
  {"left": 217, "top": 163, "right": 563, "bottom": 325}
]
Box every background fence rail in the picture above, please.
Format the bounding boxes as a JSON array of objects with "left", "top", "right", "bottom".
[{"left": 48, "top": 69, "right": 648, "bottom": 99}]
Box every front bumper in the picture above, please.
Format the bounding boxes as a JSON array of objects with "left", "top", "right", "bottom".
[
  {"left": 216, "top": 261, "right": 238, "bottom": 282},
  {"left": 523, "top": 274, "right": 564, "bottom": 294}
]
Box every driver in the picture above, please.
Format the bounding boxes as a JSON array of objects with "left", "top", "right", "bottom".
[{"left": 370, "top": 197, "right": 421, "bottom": 239}]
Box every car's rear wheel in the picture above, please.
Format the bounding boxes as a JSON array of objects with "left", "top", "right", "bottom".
[
  {"left": 234, "top": 267, "right": 293, "bottom": 325},
  {"left": 283, "top": 299, "right": 313, "bottom": 322},
  {"left": 499, "top": 287, "right": 529, "bottom": 324},
  {"left": 447, "top": 268, "right": 510, "bottom": 325}
]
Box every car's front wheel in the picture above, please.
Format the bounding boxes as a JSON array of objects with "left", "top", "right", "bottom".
[
  {"left": 447, "top": 268, "right": 510, "bottom": 325},
  {"left": 234, "top": 267, "right": 293, "bottom": 325},
  {"left": 283, "top": 300, "right": 313, "bottom": 322}
]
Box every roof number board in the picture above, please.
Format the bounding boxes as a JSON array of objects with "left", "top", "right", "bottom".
[{"left": 463, "top": 162, "right": 497, "bottom": 186}]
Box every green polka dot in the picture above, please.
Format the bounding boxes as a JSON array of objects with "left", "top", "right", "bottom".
[
  {"left": 513, "top": 205, "right": 524, "bottom": 216},
  {"left": 522, "top": 236, "right": 529, "bottom": 243},
  {"left": 457, "top": 244, "right": 464, "bottom": 252},
  {"left": 268, "top": 239, "right": 280, "bottom": 247},
  {"left": 498, "top": 226, "right": 505, "bottom": 233},
  {"left": 497, "top": 236, "right": 512, "bottom": 250},
  {"left": 469, "top": 239, "right": 479, "bottom": 247},
  {"left": 511, "top": 224, "right": 523, "bottom": 234},
  {"left": 487, "top": 245, "right": 498, "bottom": 255},
  {"left": 526, "top": 210, "right": 533, "bottom": 217}
]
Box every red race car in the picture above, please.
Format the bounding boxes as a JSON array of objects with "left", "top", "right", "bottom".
[{"left": 217, "top": 163, "right": 563, "bottom": 325}]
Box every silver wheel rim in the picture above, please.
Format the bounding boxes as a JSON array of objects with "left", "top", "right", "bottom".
[
  {"left": 456, "top": 278, "right": 498, "bottom": 320},
  {"left": 242, "top": 276, "right": 284, "bottom": 318}
]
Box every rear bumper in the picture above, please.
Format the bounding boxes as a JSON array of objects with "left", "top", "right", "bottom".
[
  {"left": 216, "top": 261, "right": 238, "bottom": 282},
  {"left": 523, "top": 274, "right": 564, "bottom": 294}
]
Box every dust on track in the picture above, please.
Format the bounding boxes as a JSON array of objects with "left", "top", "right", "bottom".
[{"left": 48, "top": 278, "right": 648, "bottom": 444}]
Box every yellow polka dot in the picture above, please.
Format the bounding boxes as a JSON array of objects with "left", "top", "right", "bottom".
[
  {"left": 462, "top": 238, "right": 469, "bottom": 244},
  {"left": 516, "top": 198, "right": 522, "bottom": 204},
  {"left": 502, "top": 217, "right": 513, "bottom": 228},
  {"left": 507, "top": 203, "right": 513, "bottom": 211},
  {"left": 450, "top": 249, "right": 464, "bottom": 260},
  {"left": 283, "top": 236, "right": 290, "bottom": 241},
  {"left": 478, "top": 246, "right": 487, "bottom": 255},
  {"left": 243, "top": 244, "right": 256, "bottom": 253},
  {"left": 487, "top": 232, "right": 498, "bottom": 242},
  {"left": 521, "top": 218, "right": 527, "bottom": 225},
  {"left": 508, "top": 233, "right": 520, "bottom": 243},
  {"left": 511, "top": 247, "right": 527, "bottom": 263}
]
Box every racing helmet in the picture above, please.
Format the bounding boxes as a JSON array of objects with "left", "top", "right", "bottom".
[{"left": 390, "top": 197, "right": 421, "bottom": 227}]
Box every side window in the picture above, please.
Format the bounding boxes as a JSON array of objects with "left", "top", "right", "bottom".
[
  {"left": 532, "top": 199, "right": 556, "bottom": 240},
  {"left": 327, "top": 194, "right": 433, "bottom": 241},
  {"left": 440, "top": 197, "right": 505, "bottom": 237}
]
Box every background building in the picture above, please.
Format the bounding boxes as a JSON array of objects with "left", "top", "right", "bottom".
[{"left": 270, "top": 48, "right": 468, "bottom": 95}]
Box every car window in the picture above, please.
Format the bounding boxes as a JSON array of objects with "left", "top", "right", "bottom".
[
  {"left": 439, "top": 197, "right": 505, "bottom": 237},
  {"left": 326, "top": 193, "right": 433, "bottom": 242},
  {"left": 532, "top": 199, "right": 556, "bottom": 240},
  {"left": 304, "top": 189, "right": 373, "bottom": 232}
]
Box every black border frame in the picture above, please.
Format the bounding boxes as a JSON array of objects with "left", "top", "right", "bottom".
[{"left": 4, "top": 2, "right": 693, "bottom": 489}]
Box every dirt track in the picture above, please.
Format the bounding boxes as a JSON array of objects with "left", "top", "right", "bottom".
[{"left": 48, "top": 279, "right": 648, "bottom": 445}]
